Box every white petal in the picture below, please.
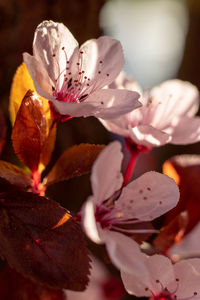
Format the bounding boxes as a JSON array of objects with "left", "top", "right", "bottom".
[
  {"left": 129, "top": 125, "right": 171, "bottom": 147},
  {"left": 101, "top": 230, "right": 147, "bottom": 275},
  {"left": 80, "top": 36, "right": 124, "bottom": 90},
  {"left": 116, "top": 171, "right": 179, "bottom": 221},
  {"left": 149, "top": 80, "right": 199, "bottom": 129},
  {"left": 33, "top": 20, "right": 78, "bottom": 82},
  {"left": 109, "top": 70, "right": 143, "bottom": 95},
  {"left": 91, "top": 141, "right": 123, "bottom": 204},
  {"left": 99, "top": 117, "right": 129, "bottom": 138},
  {"left": 86, "top": 88, "right": 141, "bottom": 119},
  {"left": 121, "top": 254, "right": 174, "bottom": 297},
  {"left": 170, "top": 116, "right": 200, "bottom": 145},
  {"left": 173, "top": 258, "right": 200, "bottom": 299},
  {"left": 81, "top": 197, "right": 102, "bottom": 244},
  {"left": 51, "top": 88, "right": 141, "bottom": 119},
  {"left": 23, "top": 53, "right": 54, "bottom": 100},
  {"left": 51, "top": 99, "right": 101, "bottom": 117}
]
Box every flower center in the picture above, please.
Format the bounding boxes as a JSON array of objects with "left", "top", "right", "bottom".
[
  {"left": 152, "top": 292, "right": 175, "bottom": 300},
  {"left": 95, "top": 206, "right": 115, "bottom": 229},
  {"left": 51, "top": 47, "right": 110, "bottom": 104}
]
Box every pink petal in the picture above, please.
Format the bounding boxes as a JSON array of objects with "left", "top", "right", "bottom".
[
  {"left": 52, "top": 88, "right": 141, "bottom": 119},
  {"left": 80, "top": 36, "right": 124, "bottom": 90},
  {"left": 173, "top": 259, "right": 200, "bottom": 299},
  {"left": 170, "top": 116, "right": 200, "bottom": 144},
  {"left": 91, "top": 141, "right": 123, "bottom": 204},
  {"left": 81, "top": 197, "right": 102, "bottom": 244},
  {"left": 116, "top": 171, "right": 179, "bottom": 221},
  {"left": 129, "top": 125, "right": 171, "bottom": 147},
  {"left": 101, "top": 230, "right": 147, "bottom": 275},
  {"left": 121, "top": 254, "right": 174, "bottom": 297},
  {"left": 23, "top": 53, "right": 54, "bottom": 100},
  {"left": 99, "top": 117, "right": 129, "bottom": 138},
  {"left": 86, "top": 88, "right": 141, "bottom": 119},
  {"left": 109, "top": 71, "right": 143, "bottom": 95},
  {"left": 33, "top": 20, "right": 78, "bottom": 83},
  {"left": 149, "top": 80, "right": 199, "bottom": 129}
]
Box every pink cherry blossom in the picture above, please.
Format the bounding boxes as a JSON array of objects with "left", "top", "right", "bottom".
[
  {"left": 23, "top": 21, "right": 141, "bottom": 120},
  {"left": 121, "top": 254, "right": 200, "bottom": 300},
  {"left": 66, "top": 256, "right": 124, "bottom": 300},
  {"left": 81, "top": 141, "right": 179, "bottom": 274},
  {"left": 101, "top": 71, "right": 200, "bottom": 147}
]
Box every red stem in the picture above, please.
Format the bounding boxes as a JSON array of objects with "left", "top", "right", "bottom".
[
  {"left": 123, "top": 148, "right": 140, "bottom": 187},
  {"left": 123, "top": 138, "right": 151, "bottom": 186}
]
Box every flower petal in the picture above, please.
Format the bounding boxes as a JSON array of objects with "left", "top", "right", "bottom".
[
  {"left": 116, "top": 171, "right": 179, "bottom": 221},
  {"left": 129, "top": 125, "right": 171, "bottom": 147},
  {"left": 91, "top": 141, "right": 123, "bottom": 204},
  {"left": 86, "top": 88, "right": 141, "bottom": 119},
  {"left": 33, "top": 20, "right": 78, "bottom": 83},
  {"left": 169, "top": 116, "right": 200, "bottom": 144},
  {"left": 101, "top": 230, "right": 147, "bottom": 275},
  {"left": 23, "top": 53, "right": 53, "bottom": 100},
  {"left": 173, "top": 258, "right": 200, "bottom": 299},
  {"left": 80, "top": 36, "right": 124, "bottom": 90},
  {"left": 121, "top": 254, "right": 174, "bottom": 297},
  {"left": 149, "top": 80, "right": 199, "bottom": 129},
  {"left": 109, "top": 70, "right": 143, "bottom": 95},
  {"left": 99, "top": 116, "right": 129, "bottom": 138},
  {"left": 81, "top": 197, "right": 102, "bottom": 244},
  {"left": 52, "top": 88, "right": 141, "bottom": 119}
]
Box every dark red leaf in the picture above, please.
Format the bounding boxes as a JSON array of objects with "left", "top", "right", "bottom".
[
  {"left": 0, "top": 109, "right": 6, "bottom": 156},
  {"left": 45, "top": 144, "right": 104, "bottom": 187},
  {"left": 12, "top": 90, "right": 46, "bottom": 172},
  {"left": 0, "top": 267, "right": 67, "bottom": 300},
  {"left": 0, "top": 160, "right": 31, "bottom": 188},
  {"left": 0, "top": 178, "right": 90, "bottom": 291}
]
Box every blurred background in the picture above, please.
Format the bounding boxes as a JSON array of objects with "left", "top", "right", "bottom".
[{"left": 0, "top": 0, "right": 200, "bottom": 298}]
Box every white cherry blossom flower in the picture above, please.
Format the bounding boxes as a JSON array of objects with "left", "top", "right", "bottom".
[
  {"left": 121, "top": 254, "right": 200, "bottom": 300},
  {"left": 23, "top": 21, "right": 141, "bottom": 120},
  {"left": 101, "top": 71, "right": 200, "bottom": 147},
  {"left": 81, "top": 141, "right": 179, "bottom": 274}
]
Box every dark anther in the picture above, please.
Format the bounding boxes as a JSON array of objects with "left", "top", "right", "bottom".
[
  {"left": 79, "top": 94, "right": 88, "bottom": 101},
  {"left": 52, "top": 86, "right": 55, "bottom": 91},
  {"left": 67, "top": 78, "right": 72, "bottom": 89}
]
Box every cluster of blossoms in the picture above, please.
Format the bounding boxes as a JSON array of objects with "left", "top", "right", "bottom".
[{"left": 2, "top": 20, "right": 200, "bottom": 299}]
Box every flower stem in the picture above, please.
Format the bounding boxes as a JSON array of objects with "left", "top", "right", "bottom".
[{"left": 123, "top": 138, "right": 151, "bottom": 186}]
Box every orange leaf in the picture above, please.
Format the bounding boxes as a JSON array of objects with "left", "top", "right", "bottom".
[{"left": 9, "top": 63, "right": 50, "bottom": 126}]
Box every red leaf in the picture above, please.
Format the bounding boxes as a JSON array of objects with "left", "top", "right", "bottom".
[
  {"left": 0, "top": 160, "right": 31, "bottom": 188},
  {"left": 45, "top": 144, "right": 104, "bottom": 187},
  {"left": 12, "top": 90, "right": 46, "bottom": 172},
  {"left": 0, "top": 178, "right": 90, "bottom": 291},
  {"left": 11, "top": 90, "right": 57, "bottom": 173},
  {"left": 0, "top": 109, "right": 6, "bottom": 156},
  {"left": 0, "top": 267, "right": 67, "bottom": 300}
]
